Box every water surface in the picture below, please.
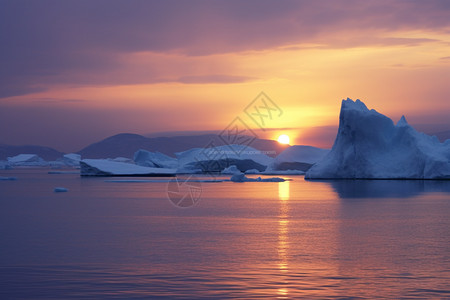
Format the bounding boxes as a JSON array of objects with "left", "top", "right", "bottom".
[{"left": 1, "top": 169, "right": 449, "bottom": 299}]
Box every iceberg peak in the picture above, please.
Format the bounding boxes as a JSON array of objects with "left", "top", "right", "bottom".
[
  {"left": 341, "top": 98, "right": 369, "bottom": 112},
  {"left": 397, "top": 115, "right": 408, "bottom": 127}
]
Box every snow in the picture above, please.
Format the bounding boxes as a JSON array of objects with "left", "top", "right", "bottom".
[
  {"left": 230, "top": 172, "right": 286, "bottom": 182},
  {"left": 7, "top": 154, "right": 48, "bottom": 166},
  {"left": 0, "top": 161, "right": 12, "bottom": 170},
  {"left": 110, "top": 157, "right": 134, "bottom": 164},
  {"left": 64, "top": 153, "right": 81, "bottom": 161},
  {"left": 267, "top": 145, "right": 329, "bottom": 172},
  {"left": 305, "top": 98, "right": 450, "bottom": 179},
  {"left": 221, "top": 165, "right": 241, "bottom": 174},
  {"left": 245, "top": 169, "right": 261, "bottom": 174},
  {"left": 134, "top": 149, "right": 178, "bottom": 169},
  {"left": 54, "top": 187, "right": 68, "bottom": 192},
  {"left": 80, "top": 159, "right": 176, "bottom": 176},
  {"left": 176, "top": 144, "right": 273, "bottom": 173}
]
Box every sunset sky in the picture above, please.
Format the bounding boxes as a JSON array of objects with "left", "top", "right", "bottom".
[{"left": 1, "top": 0, "right": 450, "bottom": 152}]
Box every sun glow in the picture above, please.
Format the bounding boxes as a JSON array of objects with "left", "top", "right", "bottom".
[{"left": 278, "top": 134, "right": 290, "bottom": 145}]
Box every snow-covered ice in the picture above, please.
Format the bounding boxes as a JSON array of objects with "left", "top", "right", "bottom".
[
  {"left": 221, "top": 165, "right": 241, "bottom": 175},
  {"left": 230, "top": 172, "right": 285, "bottom": 182},
  {"left": 80, "top": 159, "right": 176, "bottom": 176},
  {"left": 0, "top": 161, "right": 12, "bottom": 170},
  {"left": 244, "top": 169, "right": 261, "bottom": 174},
  {"left": 176, "top": 144, "right": 273, "bottom": 173},
  {"left": 7, "top": 154, "right": 48, "bottom": 166},
  {"left": 109, "top": 157, "right": 135, "bottom": 164},
  {"left": 306, "top": 98, "right": 450, "bottom": 179},
  {"left": 134, "top": 149, "right": 178, "bottom": 169},
  {"left": 267, "top": 145, "right": 329, "bottom": 172},
  {"left": 61, "top": 153, "right": 81, "bottom": 166}
]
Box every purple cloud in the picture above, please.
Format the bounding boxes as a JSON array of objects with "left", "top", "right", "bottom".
[{"left": 1, "top": 0, "right": 450, "bottom": 97}]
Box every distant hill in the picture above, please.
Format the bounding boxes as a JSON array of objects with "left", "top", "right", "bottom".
[
  {"left": 78, "top": 133, "right": 290, "bottom": 159},
  {"left": 0, "top": 144, "right": 64, "bottom": 160}
]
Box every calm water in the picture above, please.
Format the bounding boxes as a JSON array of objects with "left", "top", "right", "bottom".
[{"left": 1, "top": 169, "right": 449, "bottom": 299}]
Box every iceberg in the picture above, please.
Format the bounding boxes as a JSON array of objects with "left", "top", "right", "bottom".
[
  {"left": 80, "top": 159, "right": 176, "bottom": 177},
  {"left": 134, "top": 149, "right": 178, "bottom": 169},
  {"left": 267, "top": 145, "right": 329, "bottom": 172},
  {"left": 305, "top": 98, "right": 450, "bottom": 179},
  {"left": 7, "top": 154, "right": 48, "bottom": 166},
  {"left": 61, "top": 153, "right": 81, "bottom": 167},
  {"left": 176, "top": 144, "right": 273, "bottom": 173},
  {"left": 230, "top": 172, "right": 285, "bottom": 182},
  {"left": 0, "top": 161, "right": 12, "bottom": 170},
  {"left": 221, "top": 165, "right": 241, "bottom": 175},
  {"left": 109, "top": 157, "right": 134, "bottom": 164}
]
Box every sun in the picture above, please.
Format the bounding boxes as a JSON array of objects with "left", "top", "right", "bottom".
[{"left": 277, "top": 134, "right": 290, "bottom": 145}]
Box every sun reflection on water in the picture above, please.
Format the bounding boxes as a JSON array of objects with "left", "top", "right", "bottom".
[{"left": 277, "top": 181, "right": 290, "bottom": 298}]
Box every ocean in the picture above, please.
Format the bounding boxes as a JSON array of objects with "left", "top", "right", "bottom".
[{"left": 1, "top": 169, "right": 449, "bottom": 299}]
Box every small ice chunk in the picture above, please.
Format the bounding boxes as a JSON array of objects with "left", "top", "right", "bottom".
[
  {"left": 0, "top": 176, "right": 17, "bottom": 181},
  {"left": 54, "top": 187, "right": 68, "bottom": 192},
  {"left": 230, "top": 172, "right": 285, "bottom": 182}
]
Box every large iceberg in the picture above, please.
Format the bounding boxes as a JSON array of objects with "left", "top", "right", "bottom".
[
  {"left": 305, "top": 98, "right": 450, "bottom": 179},
  {"left": 80, "top": 159, "right": 176, "bottom": 176},
  {"left": 134, "top": 149, "right": 178, "bottom": 169},
  {"left": 267, "top": 145, "right": 329, "bottom": 172},
  {"left": 176, "top": 144, "right": 273, "bottom": 173}
]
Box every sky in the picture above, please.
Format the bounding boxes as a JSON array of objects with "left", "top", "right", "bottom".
[{"left": 1, "top": 0, "right": 450, "bottom": 152}]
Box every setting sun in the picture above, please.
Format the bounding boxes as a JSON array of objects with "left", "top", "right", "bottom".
[{"left": 278, "top": 134, "right": 290, "bottom": 145}]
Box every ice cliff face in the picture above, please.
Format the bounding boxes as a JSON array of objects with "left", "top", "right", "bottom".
[{"left": 305, "top": 98, "right": 450, "bottom": 179}]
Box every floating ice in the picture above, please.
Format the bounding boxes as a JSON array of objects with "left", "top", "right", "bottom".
[
  {"left": 7, "top": 154, "right": 48, "bottom": 166},
  {"left": 221, "top": 165, "right": 241, "bottom": 174},
  {"left": 177, "top": 144, "right": 273, "bottom": 173},
  {"left": 230, "top": 172, "right": 285, "bottom": 182},
  {"left": 61, "top": 153, "right": 81, "bottom": 166},
  {"left": 134, "top": 149, "right": 178, "bottom": 169},
  {"left": 0, "top": 161, "right": 12, "bottom": 170},
  {"left": 54, "top": 187, "right": 68, "bottom": 192},
  {"left": 80, "top": 159, "right": 176, "bottom": 177},
  {"left": 306, "top": 98, "right": 450, "bottom": 179}
]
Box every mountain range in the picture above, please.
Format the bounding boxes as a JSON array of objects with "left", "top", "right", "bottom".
[{"left": 0, "top": 133, "right": 290, "bottom": 160}]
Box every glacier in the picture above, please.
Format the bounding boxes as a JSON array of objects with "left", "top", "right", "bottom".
[{"left": 305, "top": 98, "right": 450, "bottom": 179}]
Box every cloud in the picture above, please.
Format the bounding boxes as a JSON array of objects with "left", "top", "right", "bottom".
[
  {"left": 176, "top": 74, "right": 256, "bottom": 84},
  {"left": 1, "top": 0, "right": 450, "bottom": 97}
]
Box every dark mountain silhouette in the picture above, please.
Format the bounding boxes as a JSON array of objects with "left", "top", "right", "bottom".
[
  {"left": 77, "top": 133, "right": 290, "bottom": 159},
  {"left": 0, "top": 144, "right": 64, "bottom": 160}
]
